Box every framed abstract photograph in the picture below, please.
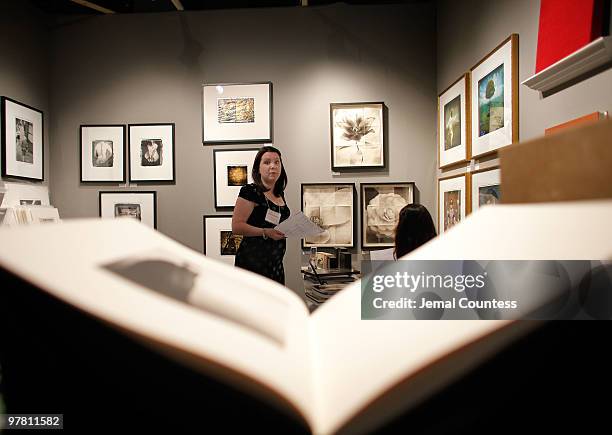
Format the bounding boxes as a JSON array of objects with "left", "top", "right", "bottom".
[
  {"left": 99, "top": 191, "right": 157, "bottom": 229},
  {"left": 360, "top": 182, "right": 415, "bottom": 249},
  {"left": 438, "top": 174, "right": 468, "bottom": 234},
  {"left": 128, "top": 123, "right": 175, "bottom": 182},
  {"left": 438, "top": 74, "right": 470, "bottom": 168},
  {"left": 202, "top": 82, "right": 272, "bottom": 144},
  {"left": 203, "top": 215, "right": 242, "bottom": 265},
  {"left": 470, "top": 34, "right": 519, "bottom": 158},
  {"left": 470, "top": 167, "right": 501, "bottom": 213},
  {"left": 213, "top": 148, "right": 259, "bottom": 208},
  {"left": 1, "top": 96, "right": 44, "bottom": 181},
  {"left": 80, "top": 124, "right": 125, "bottom": 182},
  {"left": 301, "top": 183, "right": 355, "bottom": 248},
  {"left": 330, "top": 102, "right": 384, "bottom": 170}
]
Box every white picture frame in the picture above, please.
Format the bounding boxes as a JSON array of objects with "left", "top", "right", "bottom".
[
  {"left": 438, "top": 74, "right": 470, "bottom": 168},
  {"left": 203, "top": 215, "right": 242, "bottom": 265},
  {"left": 128, "top": 123, "right": 175, "bottom": 182},
  {"left": 80, "top": 124, "right": 125, "bottom": 182},
  {"left": 438, "top": 174, "right": 468, "bottom": 234},
  {"left": 99, "top": 191, "right": 157, "bottom": 229},
  {"left": 470, "top": 167, "right": 501, "bottom": 213},
  {"left": 213, "top": 148, "right": 259, "bottom": 208}
]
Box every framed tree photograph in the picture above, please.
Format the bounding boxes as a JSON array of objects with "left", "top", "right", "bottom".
[
  {"left": 470, "top": 34, "right": 519, "bottom": 158},
  {"left": 469, "top": 166, "right": 501, "bottom": 213},
  {"left": 202, "top": 82, "right": 272, "bottom": 144},
  {"left": 360, "top": 182, "right": 415, "bottom": 249},
  {"left": 438, "top": 174, "right": 469, "bottom": 235},
  {"left": 1, "top": 96, "right": 44, "bottom": 181},
  {"left": 99, "top": 191, "right": 157, "bottom": 229},
  {"left": 330, "top": 102, "right": 385, "bottom": 170},
  {"left": 128, "top": 123, "right": 175, "bottom": 182},
  {"left": 301, "top": 183, "right": 355, "bottom": 248},
  {"left": 213, "top": 148, "right": 259, "bottom": 208},
  {"left": 80, "top": 124, "right": 126, "bottom": 182},
  {"left": 438, "top": 74, "right": 470, "bottom": 168},
  {"left": 203, "top": 215, "right": 242, "bottom": 265}
]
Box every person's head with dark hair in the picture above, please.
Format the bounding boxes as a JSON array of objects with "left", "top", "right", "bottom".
[
  {"left": 394, "top": 204, "right": 437, "bottom": 259},
  {"left": 252, "top": 145, "right": 287, "bottom": 196}
]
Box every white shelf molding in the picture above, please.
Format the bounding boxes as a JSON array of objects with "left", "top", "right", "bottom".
[{"left": 522, "top": 36, "right": 612, "bottom": 94}]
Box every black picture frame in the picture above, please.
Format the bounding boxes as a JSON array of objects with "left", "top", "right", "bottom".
[
  {"left": 203, "top": 215, "right": 242, "bottom": 265},
  {"left": 99, "top": 191, "right": 158, "bottom": 229},
  {"left": 80, "top": 124, "right": 126, "bottom": 183},
  {"left": 128, "top": 123, "right": 176, "bottom": 183},
  {"left": 213, "top": 148, "right": 259, "bottom": 209}
]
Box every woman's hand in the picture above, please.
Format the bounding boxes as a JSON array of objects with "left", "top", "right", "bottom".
[{"left": 265, "top": 228, "right": 286, "bottom": 240}]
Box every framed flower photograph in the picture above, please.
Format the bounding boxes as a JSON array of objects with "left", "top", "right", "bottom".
[
  {"left": 202, "top": 82, "right": 272, "bottom": 144},
  {"left": 99, "top": 191, "right": 157, "bottom": 229},
  {"left": 213, "top": 148, "right": 259, "bottom": 209},
  {"left": 80, "top": 124, "right": 126, "bottom": 183},
  {"left": 438, "top": 174, "right": 468, "bottom": 234},
  {"left": 330, "top": 102, "right": 385, "bottom": 170},
  {"left": 128, "top": 123, "right": 175, "bottom": 182},
  {"left": 469, "top": 166, "right": 501, "bottom": 213},
  {"left": 438, "top": 74, "right": 470, "bottom": 168},
  {"left": 203, "top": 215, "right": 242, "bottom": 265},
  {"left": 360, "top": 182, "right": 415, "bottom": 249},
  {"left": 470, "top": 34, "right": 519, "bottom": 158},
  {"left": 1, "top": 96, "right": 44, "bottom": 181},
  {"left": 301, "top": 183, "right": 356, "bottom": 248}
]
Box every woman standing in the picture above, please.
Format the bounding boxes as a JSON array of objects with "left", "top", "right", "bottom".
[{"left": 232, "top": 146, "right": 290, "bottom": 284}]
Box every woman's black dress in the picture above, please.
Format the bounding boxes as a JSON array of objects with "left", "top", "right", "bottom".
[{"left": 234, "top": 184, "right": 290, "bottom": 285}]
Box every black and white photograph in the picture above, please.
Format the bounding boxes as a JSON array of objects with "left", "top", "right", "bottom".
[
  {"left": 80, "top": 124, "right": 125, "bottom": 183},
  {"left": 99, "top": 191, "right": 157, "bottom": 229},
  {"left": 129, "top": 124, "right": 175, "bottom": 182},
  {"left": 15, "top": 118, "right": 34, "bottom": 163},
  {"left": 114, "top": 203, "right": 142, "bottom": 221},
  {"left": 203, "top": 215, "right": 237, "bottom": 265},
  {"left": 92, "top": 140, "right": 114, "bottom": 167},
  {"left": 140, "top": 139, "right": 163, "bottom": 166},
  {"left": 213, "top": 148, "right": 258, "bottom": 208}
]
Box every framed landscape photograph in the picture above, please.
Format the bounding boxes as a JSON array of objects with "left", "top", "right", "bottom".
[
  {"left": 80, "top": 124, "right": 125, "bottom": 182},
  {"left": 203, "top": 215, "right": 242, "bottom": 265},
  {"left": 213, "top": 148, "right": 259, "bottom": 208},
  {"left": 470, "top": 167, "right": 501, "bottom": 213},
  {"left": 99, "top": 191, "right": 157, "bottom": 229},
  {"left": 202, "top": 82, "right": 272, "bottom": 144},
  {"left": 438, "top": 74, "right": 470, "bottom": 168},
  {"left": 360, "top": 182, "right": 415, "bottom": 249},
  {"left": 1, "top": 96, "right": 44, "bottom": 181},
  {"left": 438, "top": 174, "right": 468, "bottom": 234},
  {"left": 128, "top": 123, "right": 175, "bottom": 182},
  {"left": 330, "top": 102, "right": 384, "bottom": 170},
  {"left": 470, "top": 34, "right": 519, "bottom": 158},
  {"left": 301, "top": 183, "right": 355, "bottom": 248}
]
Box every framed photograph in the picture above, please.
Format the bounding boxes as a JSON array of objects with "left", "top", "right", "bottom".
[
  {"left": 203, "top": 215, "right": 242, "bottom": 265},
  {"left": 438, "top": 74, "right": 470, "bottom": 168},
  {"left": 301, "top": 183, "right": 355, "bottom": 248},
  {"left": 438, "top": 174, "right": 469, "bottom": 234},
  {"left": 469, "top": 167, "right": 501, "bottom": 213},
  {"left": 1, "top": 96, "right": 44, "bottom": 181},
  {"left": 470, "top": 34, "right": 518, "bottom": 158},
  {"left": 80, "top": 124, "right": 125, "bottom": 182},
  {"left": 330, "top": 102, "right": 385, "bottom": 170},
  {"left": 128, "top": 123, "right": 175, "bottom": 182},
  {"left": 202, "top": 82, "right": 272, "bottom": 144},
  {"left": 213, "top": 148, "right": 259, "bottom": 208},
  {"left": 99, "top": 191, "right": 157, "bottom": 229},
  {"left": 360, "top": 182, "right": 415, "bottom": 249}
]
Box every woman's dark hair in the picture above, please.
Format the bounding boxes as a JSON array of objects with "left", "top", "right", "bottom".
[
  {"left": 252, "top": 145, "right": 287, "bottom": 196},
  {"left": 394, "top": 204, "right": 437, "bottom": 259}
]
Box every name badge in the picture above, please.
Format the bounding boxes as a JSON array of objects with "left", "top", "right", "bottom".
[{"left": 265, "top": 208, "right": 281, "bottom": 225}]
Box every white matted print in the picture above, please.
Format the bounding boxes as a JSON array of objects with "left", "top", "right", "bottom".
[
  {"left": 99, "top": 191, "right": 157, "bottom": 229},
  {"left": 80, "top": 125, "right": 125, "bottom": 182},
  {"left": 213, "top": 148, "right": 258, "bottom": 208},
  {"left": 438, "top": 74, "right": 470, "bottom": 168},
  {"left": 129, "top": 124, "right": 175, "bottom": 182},
  {"left": 438, "top": 175, "right": 467, "bottom": 234},
  {"left": 203, "top": 215, "right": 242, "bottom": 265},
  {"left": 470, "top": 167, "right": 501, "bottom": 212},
  {"left": 1, "top": 97, "right": 44, "bottom": 181}
]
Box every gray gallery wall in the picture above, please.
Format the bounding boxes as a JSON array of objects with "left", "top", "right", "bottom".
[{"left": 47, "top": 3, "right": 437, "bottom": 295}]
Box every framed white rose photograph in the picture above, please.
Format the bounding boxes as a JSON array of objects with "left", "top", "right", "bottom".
[{"left": 360, "top": 182, "right": 415, "bottom": 249}]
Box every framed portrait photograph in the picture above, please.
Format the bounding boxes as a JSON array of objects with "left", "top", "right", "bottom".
[
  {"left": 438, "top": 74, "right": 470, "bottom": 168},
  {"left": 80, "top": 124, "right": 125, "bottom": 182},
  {"left": 213, "top": 148, "right": 259, "bottom": 208},
  {"left": 360, "top": 182, "right": 415, "bottom": 249},
  {"left": 301, "top": 183, "right": 355, "bottom": 248},
  {"left": 1, "top": 96, "right": 44, "bottom": 181},
  {"left": 203, "top": 215, "right": 242, "bottom": 265},
  {"left": 202, "top": 82, "right": 272, "bottom": 144},
  {"left": 470, "top": 167, "right": 501, "bottom": 213},
  {"left": 330, "top": 102, "right": 385, "bottom": 170},
  {"left": 99, "top": 191, "right": 157, "bottom": 229},
  {"left": 128, "top": 123, "right": 175, "bottom": 182},
  {"left": 438, "top": 174, "right": 468, "bottom": 235},
  {"left": 470, "top": 34, "right": 519, "bottom": 158}
]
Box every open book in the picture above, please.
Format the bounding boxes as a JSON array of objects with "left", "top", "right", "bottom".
[{"left": 1, "top": 200, "right": 612, "bottom": 433}]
